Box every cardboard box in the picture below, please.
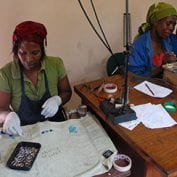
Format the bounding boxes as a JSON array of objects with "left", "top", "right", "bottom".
[{"left": 163, "top": 69, "right": 177, "bottom": 86}]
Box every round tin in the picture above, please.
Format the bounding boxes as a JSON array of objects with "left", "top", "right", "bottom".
[
  {"left": 113, "top": 154, "right": 132, "bottom": 172},
  {"left": 163, "top": 102, "right": 177, "bottom": 113},
  {"left": 103, "top": 83, "right": 118, "bottom": 94}
]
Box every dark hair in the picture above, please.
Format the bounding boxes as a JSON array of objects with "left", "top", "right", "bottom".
[{"left": 12, "top": 38, "right": 46, "bottom": 58}]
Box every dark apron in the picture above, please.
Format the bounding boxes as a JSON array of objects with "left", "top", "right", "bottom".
[{"left": 18, "top": 67, "right": 66, "bottom": 126}]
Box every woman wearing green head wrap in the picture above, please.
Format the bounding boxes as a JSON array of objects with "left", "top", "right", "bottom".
[{"left": 128, "top": 2, "right": 177, "bottom": 78}]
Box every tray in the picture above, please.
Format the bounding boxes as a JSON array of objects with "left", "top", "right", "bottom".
[{"left": 6, "top": 141, "right": 41, "bottom": 170}]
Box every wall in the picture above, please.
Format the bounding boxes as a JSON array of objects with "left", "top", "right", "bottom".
[{"left": 0, "top": 0, "right": 177, "bottom": 108}]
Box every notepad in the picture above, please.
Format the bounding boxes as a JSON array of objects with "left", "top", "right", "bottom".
[{"left": 134, "top": 81, "right": 172, "bottom": 98}]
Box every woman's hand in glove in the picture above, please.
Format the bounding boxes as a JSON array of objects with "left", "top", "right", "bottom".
[
  {"left": 41, "top": 96, "right": 62, "bottom": 118},
  {"left": 3, "top": 112, "right": 22, "bottom": 136}
]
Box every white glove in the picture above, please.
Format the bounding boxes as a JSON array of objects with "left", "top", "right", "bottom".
[
  {"left": 3, "top": 112, "right": 22, "bottom": 136},
  {"left": 41, "top": 96, "right": 62, "bottom": 118}
]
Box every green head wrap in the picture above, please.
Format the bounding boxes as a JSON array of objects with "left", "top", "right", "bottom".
[{"left": 136, "top": 2, "right": 177, "bottom": 38}]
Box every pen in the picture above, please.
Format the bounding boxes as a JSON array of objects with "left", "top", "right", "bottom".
[{"left": 145, "top": 83, "right": 154, "bottom": 95}]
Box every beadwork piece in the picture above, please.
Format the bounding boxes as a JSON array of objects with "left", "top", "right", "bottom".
[{"left": 7, "top": 141, "right": 41, "bottom": 170}]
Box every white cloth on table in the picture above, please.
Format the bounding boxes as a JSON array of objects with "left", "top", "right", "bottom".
[{"left": 0, "top": 112, "right": 117, "bottom": 177}]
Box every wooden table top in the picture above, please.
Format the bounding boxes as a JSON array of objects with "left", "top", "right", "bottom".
[{"left": 74, "top": 73, "right": 177, "bottom": 177}]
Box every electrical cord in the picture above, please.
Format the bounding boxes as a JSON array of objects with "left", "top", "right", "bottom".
[
  {"left": 90, "top": 0, "right": 113, "bottom": 54},
  {"left": 78, "top": 0, "right": 113, "bottom": 55}
]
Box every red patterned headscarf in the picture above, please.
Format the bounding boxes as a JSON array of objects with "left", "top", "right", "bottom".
[{"left": 13, "top": 21, "right": 47, "bottom": 46}]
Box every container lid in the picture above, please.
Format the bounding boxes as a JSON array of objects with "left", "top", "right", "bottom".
[{"left": 163, "top": 102, "right": 176, "bottom": 112}]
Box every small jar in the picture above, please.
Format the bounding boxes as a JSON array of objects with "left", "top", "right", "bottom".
[{"left": 77, "top": 105, "right": 87, "bottom": 117}]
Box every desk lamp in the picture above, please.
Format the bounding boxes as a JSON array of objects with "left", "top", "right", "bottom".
[
  {"left": 113, "top": 0, "right": 137, "bottom": 122},
  {"left": 100, "top": 0, "right": 137, "bottom": 124},
  {"left": 78, "top": 0, "right": 137, "bottom": 124}
]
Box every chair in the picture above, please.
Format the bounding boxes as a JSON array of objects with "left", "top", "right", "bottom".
[{"left": 106, "top": 52, "right": 125, "bottom": 76}]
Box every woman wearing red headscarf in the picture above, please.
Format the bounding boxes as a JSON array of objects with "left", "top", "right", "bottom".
[{"left": 0, "top": 21, "right": 72, "bottom": 135}]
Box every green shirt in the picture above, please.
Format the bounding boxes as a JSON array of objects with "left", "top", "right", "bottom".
[{"left": 0, "top": 56, "right": 66, "bottom": 112}]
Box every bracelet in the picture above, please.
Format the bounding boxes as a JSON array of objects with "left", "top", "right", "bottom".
[{"left": 113, "top": 154, "right": 132, "bottom": 172}]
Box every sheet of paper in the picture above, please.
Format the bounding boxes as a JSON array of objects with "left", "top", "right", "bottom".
[
  {"left": 119, "top": 103, "right": 152, "bottom": 130},
  {"left": 134, "top": 80, "right": 172, "bottom": 98},
  {"left": 0, "top": 113, "right": 117, "bottom": 177},
  {"left": 118, "top": 119, "right": 141, "bottom": 131},
  {"left": 140, "top": 104, "right": 177, "bottom": 129},
  {"left": 119, "top": 103, "right": 177, "bottom": 130}
]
